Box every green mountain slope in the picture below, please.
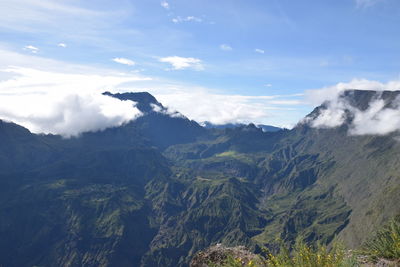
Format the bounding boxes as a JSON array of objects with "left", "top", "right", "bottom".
[{"left": 0, "top": 90, "right": 399, "bottom": 266}]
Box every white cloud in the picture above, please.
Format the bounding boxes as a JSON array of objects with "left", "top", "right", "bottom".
[
  {"left": 306, "top": 79, "right": 400, "bottom": 135},
  {"left": 0, "top": 48, "right": 302, "bottom": 133},
  {"left": 349, "top": 98, "right": 400, "bottom": 135},
  {"left": 255, "top": 48, "right": 265, "bottom": 54},
  {"left": 112, "top": 57, "right": 136, "bottom": 66},
  {"left": 58, "top": 43, "right": 67, "bottom": 48},
  {"left": 264, "top": 84, "right": 272, "bottom": 87},
  {"left": 0, "top": 92, "right": 142, "bottom": 137},
  {"left": 24, "top": 45, "right": 39, "bottom": 53},
  {"left": 355, "top": 0, "right": 382, "bottom": 8},
  {"left": 156, "top": 91, "right": 274, "bottom": 125},
  {"left": 220, "top": 44, "right": 233, "bottom": 51},
  {"left": 172, "top": 16, "right": 202, "bottom": 23},
  {"left": 159, "top": 56, "right": 204, "bottom": 70},
  {"left": 309, "top": 99, "right": 347, "bottom": 128},
  {"left": 0, "top": 0, "right": 109, "bottom": 32},
  {"left": 161, "top": 1, "right": 169, "bottom": 9},
  {"left": 0, "top": 49, "right": 151, "bottom": 137},
  {"left": 305, "top": 78, "right": 398, "bottom": 105},
  {"left": 0, "top": 0, "right": 130, "bottom": 51},
  {"left": 137, "top": 84, "right": 303, "bottom": 127}
]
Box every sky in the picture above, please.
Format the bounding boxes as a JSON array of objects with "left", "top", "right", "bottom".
[{"left": 1, "top": 0, "right": 400, "bottom": 135}]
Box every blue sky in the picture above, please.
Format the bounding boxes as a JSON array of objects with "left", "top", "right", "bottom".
[{"left": 0, "top": 0, "right": 400, "bottom": 133}]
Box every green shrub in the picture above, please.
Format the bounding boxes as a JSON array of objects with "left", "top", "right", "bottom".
[
  {"left": 361, "top": 216, "right": 400, "bottom": 261},
  {"left": 210, "top": 240, "right": 358, "bottom": 267},
  {"left": 262, "top": 239, "right": 358, "bottom": 267}
]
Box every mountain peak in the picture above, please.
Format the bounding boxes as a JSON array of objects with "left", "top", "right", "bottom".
[
  {"left": 306, "top": 89, "right": 400, "bottom": 121},
  {"left": 103, "top": 91, "right": 164, "bottom": 113}
]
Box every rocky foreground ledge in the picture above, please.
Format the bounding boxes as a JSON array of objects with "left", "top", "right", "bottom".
[{"left": 190, "top": 244, "right": 263, "bottom": 267}]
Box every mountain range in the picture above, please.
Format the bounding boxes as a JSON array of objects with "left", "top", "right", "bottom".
[{"left": 0, "top": 90, "right": 399, "bottom": 267}]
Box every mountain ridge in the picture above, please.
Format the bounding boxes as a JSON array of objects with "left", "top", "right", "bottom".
[{"left": 0, "top": 89, "right": 399, "bottom": 266}]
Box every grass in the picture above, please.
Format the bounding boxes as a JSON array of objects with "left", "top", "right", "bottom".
[
  {"left": 360, "top": 216, "right": 400, "bottom": 262},
  {"left": 209, "top": 239, "right": 358, "bottom": 267},
  {"left": 262, "top": 240, "right": 358, "bottom": 267}
]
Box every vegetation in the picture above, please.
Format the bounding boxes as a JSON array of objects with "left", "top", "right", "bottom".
[
  {"left": 360, "top": 216, "right": 400, "bottom": 262},
  {"left": 262, "top": 240, "right": 358, "bottom": 267},
  {"left": 1, "top": 91, "right": 400, "bottom": 266},
  {"left": 208, "top": 240, "right": 358, "bottom": 267}
]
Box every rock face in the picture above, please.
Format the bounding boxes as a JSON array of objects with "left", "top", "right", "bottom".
[{"left": 190, "top": 244, "right": 263, "bottom": 267}]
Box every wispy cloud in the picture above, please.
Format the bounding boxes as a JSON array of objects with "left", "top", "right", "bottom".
[
  {"left": 160, "top": 1, "right": 169, "bottom": 10},
  {"left": 112, "top": 57, "right": 135, "bottom": 66},
  {"left": 159, "top": 56, "right": 204, "bottom": 70},
  {"left": 24, "top": 45, "right": 39, "bottom": 53},
  {"left": 57, "top": 43, "right": 67, "bottom": 48},
  {"left": 172, "top": 16, "right": 202, "bottom": 23},
  {"left": 355, "top": 0, "right": 382, "bottom": 8},
  {"left": 255, "top": 48, "right": 265, "bottom": 54},
  {"left": 0, "top": 0, "right": 129, "bottom": 48},
  {"left": 220, "top": 44, "right": 233, "bottom": 51}
]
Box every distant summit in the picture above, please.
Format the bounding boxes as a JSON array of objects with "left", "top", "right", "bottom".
[
  {"left": 202, "top": 121, "right": 282, "bottom": 132},
  {"left": 105, "top": 91, "right": 283, "bottom": 133},
  {"left": 103, "top": 91, "right": 164, "bottom": 113},
  {"left": 305, "top": 89, "right": 400, "bottom": 130}
]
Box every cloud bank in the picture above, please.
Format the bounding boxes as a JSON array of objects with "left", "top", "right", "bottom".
[
  {"left": 0, "top": 66, "right": 148, "bottom": 137},
  {"left": 153, "top": 89, "right": 302, "bottom": 126},
  {"left": 306, "top": 79, "right": 400, "bottom": 135},
  {"left": 0, "top": 93, "right": 141, "bottom": 137}
]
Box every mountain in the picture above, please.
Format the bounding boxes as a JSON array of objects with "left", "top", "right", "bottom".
[
  {"left": 202, "top": 121, "right": 282, "bottom": 132},
  {"left": 256, "top": 124, "right": 282, "bottom": 132},
  {"left": 0, "top": 90, "right": 399, "bottom": 267}
]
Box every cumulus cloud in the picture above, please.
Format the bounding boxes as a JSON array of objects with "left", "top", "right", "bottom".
[
  {"left": 306, "top": 79, "right": 400, "bottom": 135},
  {"left": 160, "top": 1, "right": 169, "bottom": 9},
  {"left": 0, "top": 93, "right": 141, "bottom": 137},
  {"left": 159, "top": 56, "right": 204, "bottom": 70},
  {"left": 172, "top": 16, "right": 202, "bottom": 23},
  {"left": 112, "top": 57, "right": 135, "bottom": 66},
  {"left": 0, "top": 65, "right": 150, "bottom": 137},
  {"left": 58, "top": 43, "right": 67, "bottom": 48},
  {"left": 255, "top": 48, "right": 265, "bottom": 54},
  {"left": 220, "top": 44, "right": 233, "bottom": 51},
  {"left": 24, "top": 45, "right": 39, "bottom": 53}
]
